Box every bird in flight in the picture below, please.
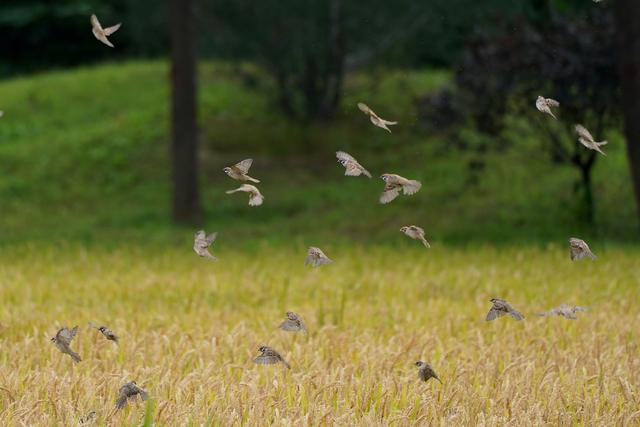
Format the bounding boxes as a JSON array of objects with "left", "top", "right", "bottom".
[
  {"left": 575, "top": 124, "right": 607, "bottom": 156},
  {"left": 279, "top": 312, "right": 306, "bottom": 332},
  {"left": 305, "top": 247, "right": 333, "bottom": 267},
  {"left": 357, "top": 102, "right": 397, "bottom": 133},
  {"left": 223, "top": 159, "right": 260, "bottom": 183},
  {"left": 400, "top": 226, "right": 430, "bottom": 248},
  {"left": 537, "top": 304, "right": 588, "bottom": 320},
  {"left": 51, "top": 326, "right": 81, "bottom": 363},
  {"left": 536, "top": 96, "right": 559, "bottom": 119},
  {"left": 253, "top": 346, "right": 290, "bottom": 369},
  {"left": 569, "top": 238, "right": 597, "bottom": 261},
  {"left": 226, "top": 184, "right": 264, "bottom": 206},
  {"left": 116, "top": 381, "right": 149, "bottom": 410},
  {"left": 486, "top": 298, "right": 524, "bottom": 321},
  {"left": 89, "top": 323, "right": 118, "bottom": 344},
  {"left": 336, "top": 151, "right": 372, "bottom": 178},
  {"left": 379, "top": 174, "right": 422, "bottom": 204},
  {"left": 193, "top": 230, "right": 218, "bottom": 261},
  {"left": 90, "top": 14, "right": 121, "bottom": 48},
  {"left": 415, "top": 361, "right": 442, "bottom": 383}
]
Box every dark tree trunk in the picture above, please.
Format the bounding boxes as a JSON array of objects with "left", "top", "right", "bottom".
[
  {"left": 572, "top": 150, "right": 597, "bottom": 225},
  {"left": 170, "top": 0, "right": 201, "bottom": 223},
  {"left": 614, "top": 0, "right": 640, "bottom": 228}
]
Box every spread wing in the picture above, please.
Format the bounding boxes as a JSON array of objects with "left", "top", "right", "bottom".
[
  {"left": 90, "top": 14, "right": 102, "bottom": 30},
  {"left": 410, "top": 226, "right": 425, "bottom": 235},
  {"left": 103, "top": 23, "right": 121, "bottom": 36},
  {"left": 344, "top": 162, "right": 363, "bottom": 176},
  {"left": 205, "top": 232, "right": 217, "bottom": 244},
  {"left": 357, "top": 102, "right": 372, "bottom": 115},
  {"left": 279, "top": 319, "right": 302, "bottom": 331},
  {"left": 336, "top": 151, "right": 355, "bottom": 162},
  {"left": 254, "top": 355, "right": 279, "bottom": 365},
  {"left": 575, "top": 124, "right": 594, "bottom": 142},
  {"left": 233, "top": 159, "right": 253, "bottom": 174},
  {"left": 485, "top": 308, "right": 505, "bottom": 321},
  {"left": 380, "top": 185, "right": 401, "bottom": 204},
  {"left": 58, "top": 326, "right": 78, "bottom": 344},
  {"left": 546, "top": 98, "right": 560, "bottom": 107}
]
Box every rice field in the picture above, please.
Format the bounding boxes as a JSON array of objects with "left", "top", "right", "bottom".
[{"left": 0, "top": 243, "right": 639, "bottom": 426}]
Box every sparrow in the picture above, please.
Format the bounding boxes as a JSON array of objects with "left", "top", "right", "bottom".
[
  {"left": 223, "top": 159, "right": 260, "bottom": 183},
  {"left": 279, "top": 311, "right": 306, "bottom": 332},
  {"left": 537, "top": 304, "right": 588, "bottom": 320},
  {"left": 569, "top": 237, "right": 597, "bottom": 261},
  {"left": 89, "top": 322, "right": 118, "bottom": 344},
  {"left": 415, "top": 361, "right": 442, "bottom": 383},
  {"left": 305, "top": 247, "right": 333, "bottom": 267},
  {"left": 575, "top": 124, "right": 607, "bottom": 155},
  {"left": 336, "top": 151, "right": 372, "bottom": 178},
  {"left": 51, "top": 326, "right": 81, "bottom": 363},
  {"left": 253, "top": 346, "right": 290, "bottom": 369},
  {"left": 400, "top": 226, "right": 430, "bottom": 248},
  {"left": 379, "top": 174, "right": 422, "bottom": 204},
  {"left": 226, "top": 184, "right": 264, "bottom": 206},
  {"left": 90, "top": 14, "right": 121, "bottom": 48},
  {"left": 193, "top": 230, "right": 218, "bottom": 261},
  {"left": 116, "top": 381, "right": 149, "bottom": 410},
  {"left": 535, "top": 96, "right": 559, "bottom": 119},
  {"left": 486, "top": 298, "right": 524, "bottom": 321},
  {"left": 78, "top": 410, "right": 97, "bottom": 426},
  {"left": 357, "top": 102, "right": 397, "bottom": 133}
]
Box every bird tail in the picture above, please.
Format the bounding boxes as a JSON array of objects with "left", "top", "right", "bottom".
[
  {"left": 588, "top": 252, "right": 597, "bottom": 260},
  {"left": 549, "top": 111, "right": 557, "bottom": 120},
  {"left": 115, "top": 396, "right": 127, "bottom": 410},
  {"left": 281, "top": 359, "right": 291, "bottom": 369},
  {"left": 435, "top": 376, "right": 443, "bottom": 384},
  {"left": 362, "top": 169, "right": 372, "bottom": 179},
  {"left": 381, "top": 119, "right": 398, "bottom": 126},
  {"left": 69, "top": 351, "right": 82, "bottom": 363},
  {"left": 402, "top": 180, "right": 422, "bottom": 195},
  {"left": 510, "top": 311, "right": 524, "bottom": 321},
  {"left": 421, "top": 237, "right": 431, "bottom": 248}
]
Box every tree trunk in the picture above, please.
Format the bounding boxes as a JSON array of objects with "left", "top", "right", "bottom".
[
  {"left": 170, "top": 0, "right": 201, "bottom": 223},
  {"left": 613, "top": 0, "right": 640, "bottom": 228}
]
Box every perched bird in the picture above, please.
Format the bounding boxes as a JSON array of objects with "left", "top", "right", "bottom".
[
  {"left": 253, "top": 346, "right": 290, "bottom": 369},
  {"left": 379, "top": 174, "right": 422, "bottom": 204},
  {"left": 336, "top": 151, "right": 372, "bottom": 178},
  {"left": 400, "top": 225, "right": 430, "bottom": 248},
  {"left": 51, "top": 326, "right": 81, "bottom": 363},
  {"left": 279, "top": 311, "right": 306, "bottom": 332},
  {"left": 357, "top": 102, "right": 397, "bottom": 133},
  {"left": 537, "top": 304, "right": 588, "bottom": 320},
  {"left": 536, "top": 96, "right": 560, "bottom": 119},
  {"left": 305, "top": 247, "right": 333, "bottom": 267},
  {"left": 90, "top": 14, "right": 121, "bottom": 48},
  {"left": 486, "top": 298, "right": 524, "bottom": 321},
  {"left": 116, "top": 381, "right": 149, "bottom": 410},
  {"left": 89, "top": 322, "right": 118, "bottom": 344},
  {"left": 78, "top": 410, "right": 97, "bottom": 426},
  {"left": 575, "top": 124, "right": 607, "bottom": 155},
  {"left": 569, "top": 237, "right": 597, "bottom": 261},
  {"left": 226, "top": 184, "right": 264, "bottom": 206},
  {"left": 223, "top": 159, "right": 260, "bottom": 183},
  {"left": 415, "top": 361, "right": 442, "bottom": 383},
  {"left": 193, "top": 230, "right": 218, "bottom": 261}
]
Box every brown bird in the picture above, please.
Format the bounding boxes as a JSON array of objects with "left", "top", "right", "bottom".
[
  {"left": 336, "top": 151, "right": 372, "bottom": 178},
  {"left": 223, "top": 159, "right": 260, "bottom": 183},
  {"left": 536, "top": 96, "right": 560, "bottom": 119},
  {"left": 78, "top": 410, "right": 97, "bottom": 426},
  {"left": 89, "top": 322, "right": 118, "bottom": 344},
  {"left": 51, "top": 326, "right": 81, "bottom": 363},
  {"left": 305, "top": 247, "right": 333, "bottom": 267},
  {"left": 486, "top": 298, "right": 524, "bottom": 321},
  {"left": 90, "top": 14, "right": 121, "bottom": 48},
  {"left": 226, "top": 184, "right": 264, "bottom": 206},
  {"left": 379, "top": 174, "right": 422, "bottom": 204},
  {"left": 575, "top": 124, "right": 607, "bottom": 155},
  {"left": 253, "top": 346, "right": 290, "bottom": 369},
  {"left": 537, "top": 304, "right": 588, "bottom": 320},
  {"left": 279, "top": 312, "right": 306, "bottom": 332},
  {"left": 400, "top": 225, "right": 430, "bottom": 248},
  {"left": 193, "top": 230, "right": 218, "bottom": 261},
  {"left": 115, "top": 381, "right": 149, "bottom": 410},
  {"left": 569, "top": 237, "right": 596, "bottom": 261},
  {"left": 415, "top": 361, "right": 442, "bottom": 383},
  {"left": 357, "top": 102, "right": 397, "bottom": 133}
]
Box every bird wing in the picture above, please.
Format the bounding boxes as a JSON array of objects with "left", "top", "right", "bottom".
[
  {"left": 485, "top": 308, "right": 505, "bottom": 321},
  {"left": 344, "top": 162, "right": 363, "bottom": 176},
  {"left": 410, "top": 226, "right": 425, "bottom": 235},
  {"left": 279, "top": 319, "right": 302, "bottom": 331},
  {"left": 546, "top": 98, "right": 560, "bottom": 107},
  {"left": 103, "top": 23, "right": 121, "bottom": 36},
  {"left": 90, "top": 14, "right": 102, "bottom": 30},
  {"left": 575, "top": 124, "right": 594, "bottom": 142},
  {"left": 233, "top": 159, "right": 253, "bottom": 174},
  {"left": 254, "top": 355, "right": 279, "bottom": 365},
  {"left": 205, "top": 232, "right": 217, "bottom": 244},
  {"left": 336, "top": 151, "right": 355, "bottom": 162},
  {"left": 248, "top": 192, "right": 264, "bottom": 206},
  {"left": 58, "top": 326, "right": 78, "bottom": 344},
  {"left": 357, "top": 102, "right": 372, "bottom": 115},
  {"left": 380, "top": 185, "right": 401, "bottom": 204}
]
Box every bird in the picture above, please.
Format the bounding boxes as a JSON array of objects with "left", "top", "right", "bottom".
[
  {"left": 115, "top": 381, "right": 149, "bottom": 410},
  {"left": 400, "top": 225, "right": 430, "bottom": 248},
  {"left": 575, "top": 124, "right": 607, "bottom": 155},
  {"left": 379, "top": 174, "right": 422, "bottom": 204},
  {"left": 51, "top": 326, "right": 81, "bottom": 363},
  {"left": 336, "top": 151, "right": 372, "bottom": 178},
  {"left": 357, "top": 102, "right": 397, "bottom": 133},
  {"left": 486, "top": 298, "right": 524, "bottom": 321},
  {"left": 226, "top": 184, "right": 264, "bottom": 206},
  {"left": 90, "top": 14, "right": 121, "bottom": 48},
  {"left": 305, "top": 247, "right": 333, "bottom": 267},
  {"left": 253, "top": 346, "right": 290, "bottom": 369},
  {"left": 193, "top": 230, "right": 218, "bottom": 261},
  {"left": 279, "top": 312, "right": 306, "bottom": 332},
  {"left": 537, "top": 304, "right": 588, "bottom": 320},
  {"left": 415, "top": 361, "right": 442, "bottom": 383},
  {"left": 535, "top": 96, "right": 559, "bottom": 119},
  {"left": 569, "top": 237, "right": 597, "bottom": 261},
  {"left": 78, "top": 410, "right": 97, "bottom": 426},
  {"left": 223, "top": 159, "right": 260, "bottom": 183},
  {"left": 89, "top": 322, "right": 118, "bottom": 344}
]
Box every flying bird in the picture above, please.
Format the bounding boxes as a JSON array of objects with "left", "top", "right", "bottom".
[
  {"left": 415, "top": 361, "right": 442, "bottom": 383},
  {"left": 279, "top": 312, "right": 306, "bottom": 332},
  {"left": 400, "top": 225, "right": 430, "bottom": 248},
  {"left": 336, "top": 151, "right": 372, "bottom": 178},
  {"left": 569, "top": 237, "right": 597, "bottom": 261},
  {"left": 116, "top": 381, "right": 149, "bottom": 410},
  {"left": 379, "top": 174, "right": 422, "bottom": 204},
  {"left": 253, "top": 346, "right": 290, "bottom": 369},
  {"left": 90, "top": 14, "right": 121, "bottom": 48},
  {"left": 536, "top": 96, "right": 559, "bottom": 119},
  {"left": 89, "top": 323, "right": 118, "bottom": 344},
  {"left": 226, "top": 184, "right": 264, "bottom": 206},
  {"left": 78, "top": 410, "right": 97, "bottom": 426},
  {"left": 51, "top": 326, "right": 81, "bottom": 363},
  {"left": 575, "top": 124, "right": 607, "bottom": 155},
  {"left": 486, "top": 298, "right": 524, "bottom": 321},
  {"left": 193, "top": 230, "right": 218, "bottom": 261},
  {"left": 537, "top": 304, "right": 588, "bottom": 320},
  {"left": 357, "top": 102, "right": 397, "bottom": 133},
  {"left": 305, "top": 247, "right": 333, "bottom": 267},
  {"left": 223, "top": 159, "right": 260, "bottom": 183}
]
